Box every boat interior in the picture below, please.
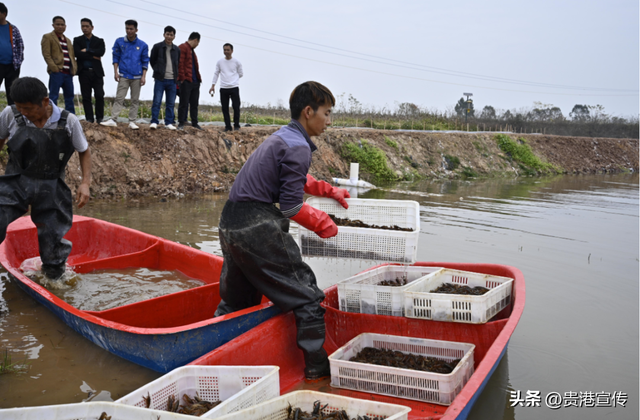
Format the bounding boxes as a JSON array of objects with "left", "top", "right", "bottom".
[
  {"left": 2, "top": 216, "right": 273, "bottom": 329},
  {"left": 192, "top": 262, "right": 519, "bottom": 419}
]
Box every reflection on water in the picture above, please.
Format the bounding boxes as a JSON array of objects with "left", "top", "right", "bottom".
[
  {"left": 0, "top": 174, "right": 637, "bottom": 420},
  {"left": 26, "top": 267, "right": 204, "bottom": 312}
]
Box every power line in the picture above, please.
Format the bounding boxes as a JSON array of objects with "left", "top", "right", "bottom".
[
  {"left": 58, "top": 0, "right": 639, "bottom": 97},
  {"left": 129, "top": 0, "right": 636, "bottom": 93}
]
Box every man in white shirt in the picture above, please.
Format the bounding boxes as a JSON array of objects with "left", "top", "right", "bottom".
[{"left": 209, "top": 43, "right": 243, "bottom": 132}]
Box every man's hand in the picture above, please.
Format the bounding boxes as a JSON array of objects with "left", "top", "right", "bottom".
[
  {"left": 141, "top": 75, "right": 146, "bottom": 86},
  {"left": 77, "top": 149, "right": 92, "bottom": 208},
  {"left": 114, "top": 73, "right": 120, "bottom": 82},
  {"left": 81, "top": 48, "right": 87, "bottom": 52},
  {"left": 76, "top": 183, "right": 90, "bottom": 208},
  {"left": 209, "top": 85, "right": 215, "bottom": 96}
]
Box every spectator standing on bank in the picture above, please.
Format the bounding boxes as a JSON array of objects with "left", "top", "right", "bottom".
[
  {"left": 73, "top": 18, "right": 105, "bottom": 124},
  {"left": 0, "top": 3, "right": 24, "bottom": 105},
  {"left": 41, "top": 16, "right": 77, "bottom": 113},
  {"left": 101, "top": 20, "right": 148, "bottom": 130},
  {"left": 177, "top": 32, "right": 202, "bottom": 131},
  {"left": 209, "top": 43, "right": 243, "bottom": 132},
  {"left": 149, "top": 26, "right": 179, "bottom": 130}
]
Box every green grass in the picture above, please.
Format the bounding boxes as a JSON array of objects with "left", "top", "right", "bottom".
[
  {"left": 443, "top": 154, "right": 460, "bottom": 170},
  {"left": 384, "top": 135, "right": 398, "bottom": 149},
  {"left": 340, "top": 140, "right": 397, "bottom": 184},
  {"left": 495, "top": 134, "right": 561, "bottom": 174},
  {"left": 461, "top": 166, "right": 478, "bottom": 178},
  {"left": 0, "top": 349, "right": 30, "bottom": 375}
]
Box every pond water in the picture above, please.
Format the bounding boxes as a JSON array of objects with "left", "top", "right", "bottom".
[
  {"left": 23, "top": 266, "right": 205, "bottom": 312},
  {"left": 0, "top": 173, "right": 637, "bottom": 420}
]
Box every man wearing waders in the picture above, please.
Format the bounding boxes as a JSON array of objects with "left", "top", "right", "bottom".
[
  {"left": 0, "top": 77, "right": 91, "bottom": 280},
  {"left": 214, "top": 81, "right": 350, "bottom": 381}
]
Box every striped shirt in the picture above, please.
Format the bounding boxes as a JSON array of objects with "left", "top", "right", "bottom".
[{"left": 58, "top": 35, "right": 71, "bottom": 74}]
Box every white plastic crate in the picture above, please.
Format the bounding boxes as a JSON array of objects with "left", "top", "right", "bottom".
[
  {"left": 403, "top": 269, "right": 514, "bottom": 324},
  {"left": 295, "top": 197, "right": 420, "bottom": 263},
  {"left": 116, "top": 365, "right": 279, "bottom": 418},
  {"left": 329, "top": 333, "right": 475, "bottom": 405},
  {"left": 338, "top": 265, "right": 443, "bottom": 316},
  {"left": 0, "top": 401, "right": 196, "bottom": 420},
  {"left": 212, "top": 390, "right": 411, "bottom": 420}
]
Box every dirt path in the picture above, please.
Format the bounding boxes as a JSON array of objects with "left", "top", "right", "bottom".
[{"left": 1, "top": 123, "right": 637, "bottom": 199}]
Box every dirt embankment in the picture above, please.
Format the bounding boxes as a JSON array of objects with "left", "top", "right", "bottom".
[{"left": 1, "top": 123, "right": 637, "bottom": 199}]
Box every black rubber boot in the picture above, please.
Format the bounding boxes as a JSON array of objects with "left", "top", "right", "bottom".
[
  {"left": 303, "top": 348, "right": 330, "bottom": 381},
  {"left": 297, "top": 322, "right": 330, "bottom": 381},
  {"left": 41, "top": 263, "right": 65, "bottom": 280}
]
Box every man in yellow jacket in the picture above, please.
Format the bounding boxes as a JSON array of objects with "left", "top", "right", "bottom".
[{"left": 41, "top": 16, "right": 77, "bottom": 113}]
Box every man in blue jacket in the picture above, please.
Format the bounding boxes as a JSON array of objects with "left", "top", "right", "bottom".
[
  {"left": 100, "top": 20, "right": 148, "bottom": 130},
  {"left": 0, "top": 3, "right": 24, "bottom": 106},
  {"left": 214, "top": 81, "right": 350, "bottom": 381}
]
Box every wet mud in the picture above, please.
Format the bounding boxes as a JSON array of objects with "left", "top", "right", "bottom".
[
  {"left": 328, "top": 215, "right": 414, "bottom": 232},
  {"left": 349, "top": 347, "right": 460, "bottom": 374},
  {"left": 430, "top": 283, "right": 489, "bottom": 295}
]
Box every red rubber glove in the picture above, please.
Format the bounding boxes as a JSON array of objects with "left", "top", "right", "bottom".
[
  {"left": 290, "top": 203, "right": 338, "bottom": 238},
  {"left": 304, "top": 175, "right": 350, "bottom": 209}
]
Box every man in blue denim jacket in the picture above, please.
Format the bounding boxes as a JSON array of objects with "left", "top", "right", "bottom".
[{"left": 100, "top": 20, "right": 148, "bottom": 130}]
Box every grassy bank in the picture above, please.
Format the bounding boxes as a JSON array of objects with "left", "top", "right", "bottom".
[{"left": 0, "top": 92, "right": 636, "bottom": 138}]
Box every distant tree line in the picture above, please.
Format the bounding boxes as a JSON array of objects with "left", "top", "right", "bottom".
[
  {"left": 234, "top": 94, "right": 639, "bottom": 138},
  {"left": 468, "top": 101, "right": 638, "bottom": 139}
]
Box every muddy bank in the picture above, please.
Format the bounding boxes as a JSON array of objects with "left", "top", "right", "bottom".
[{"left": 1, "top": 124, "right": 637, "bottom": 199}]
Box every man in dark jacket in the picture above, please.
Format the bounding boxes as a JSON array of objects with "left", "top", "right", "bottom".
[
  {"left": 214, "top": 81, "right": 350, "bottom": 381},
  {"left": 149, "top": 26, "right": 180, "bottom": 130},
  {"left": 177, "top": 32, "right": 202, "bottom": 130},
  {"left": 73, "top": 18, "right": 105, "bottom": 123}
]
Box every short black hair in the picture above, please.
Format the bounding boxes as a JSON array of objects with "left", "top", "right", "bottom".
[
  {"left": 0, "top": 3, "right": 8, "bottom": 15},
  {"left": 11, "top": 77, "right": 48, "bottom": 105},
  {"left": 81, "top": 18, "right": 93, "bottom": 26},
  {"left": 164, "top": 26, "right": 176, "bottom": 35},
  {"left": 188, "top": 32, "right": 200, "bottom": 41},
  {"left": 223, "top": 43, "right": 233, "bottom": 51},
  {"left": 52, "top": 16, "right": 65, "bottom": 24},
  {"left": 289, "top": 81, "right": 335, "bottom": 120},
  {"left": 125, "top": 19, "right": 138, "bottom": 29}
]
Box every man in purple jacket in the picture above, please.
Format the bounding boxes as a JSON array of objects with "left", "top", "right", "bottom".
[{"left": 214, "top": 81, "right": 350, "bottom": 381}]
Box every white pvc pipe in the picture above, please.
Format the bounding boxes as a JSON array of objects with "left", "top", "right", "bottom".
[
  {"left": 333, "top": 178, "right": 376, "bottom": 188},
  {"left": 350, "top": 163, "right": 359, "bottom": 182}
]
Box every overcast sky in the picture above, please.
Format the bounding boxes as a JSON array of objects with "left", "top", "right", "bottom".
[{"left": 8, "top": 0, "right": 640, "bottom": 118}]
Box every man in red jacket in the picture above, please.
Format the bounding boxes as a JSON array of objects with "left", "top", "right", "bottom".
[
  {"left": 214, "top": 81, "right": 350, "bottom": 381},
  {"left": 177, "top": 32, "right": 202, "bottom": 130}
]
